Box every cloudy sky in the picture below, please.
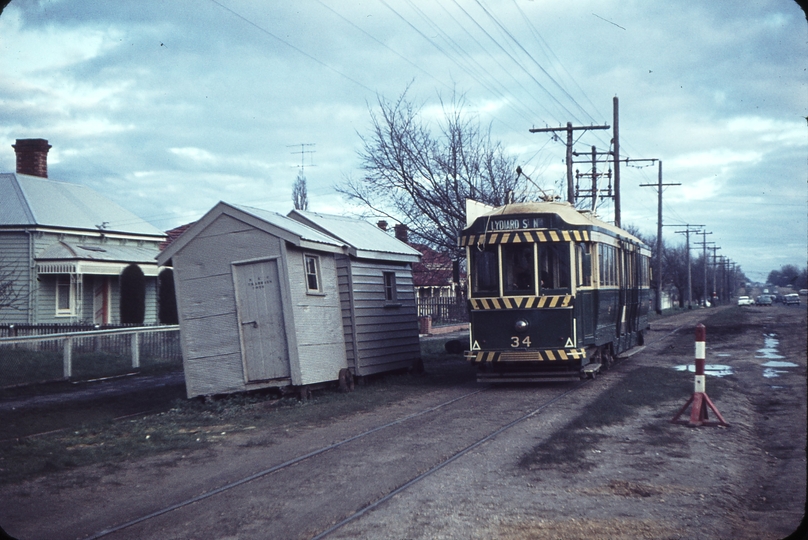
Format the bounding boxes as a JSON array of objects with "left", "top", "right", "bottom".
[{"left": 1, "top": 0, "right": 805, "bottom": 281}]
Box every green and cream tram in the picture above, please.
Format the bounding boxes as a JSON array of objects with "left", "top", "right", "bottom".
[{"left": 459, "top": 200, "right": 651, "bottom": 382}]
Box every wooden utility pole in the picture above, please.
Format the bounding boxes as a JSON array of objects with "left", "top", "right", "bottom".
[
  {"left": 710, "top": 246, "right": 721, "bottom": 304},
  {"left": 676, "top": 225, "right": 705, "bottom": 309},
  {"left": 695, "top": 231, "right": 713, "bottom": 306},
  {"left": 640, "top": 161, "right": 681, "bottom": 314},
  {"left": 529, "top": 122, "right": 610, "bottom": 204},
  {"left": 612, "top": 96, "right": 621, "bottom": 227}
]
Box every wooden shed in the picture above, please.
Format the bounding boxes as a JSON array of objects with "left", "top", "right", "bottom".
[
  {"left": 156, "top": 202, "right": 349, "bottom": 398},
  {"left": 288, "top": 210, "right": 422, "bottom": 377}
]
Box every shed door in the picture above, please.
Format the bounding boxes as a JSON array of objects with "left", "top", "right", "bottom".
[{"left": 233, "top": 260, "right": 291, "bottom": 382}]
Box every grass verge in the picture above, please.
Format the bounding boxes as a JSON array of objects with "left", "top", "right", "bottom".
[{"left": 0, "top": 342, "right": 473, "bottom": 486}]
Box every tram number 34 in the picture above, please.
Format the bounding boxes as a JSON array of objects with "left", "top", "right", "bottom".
[{"left": 510, "top": 336, "right": 532, "bottom": 348}]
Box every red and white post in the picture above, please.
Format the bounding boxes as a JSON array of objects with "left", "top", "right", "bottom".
[{"left": 671, "top": 323, "right": 729, "bottom": 427}]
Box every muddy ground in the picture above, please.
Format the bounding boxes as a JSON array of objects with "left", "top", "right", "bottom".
[{"left": 0, "top": 304, "right": 805, "bottom": 540}]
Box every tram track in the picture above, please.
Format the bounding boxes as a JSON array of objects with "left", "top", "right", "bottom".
[
  {"left": 306, "top": 323, "right": 700, "bottom": 539},
  {"left": 84, "top": 376, "right": 593, "bottom": 540},
  {"left": 80, "top": 323, "right": 685, "bottom": 540},
  {"left": 85, "top": 387, "right": 486, "bottom": 539},
  {"left": 310, "top": 381, "right": 587, "bottom": 540}
]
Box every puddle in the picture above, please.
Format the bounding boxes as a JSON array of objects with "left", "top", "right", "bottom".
[
  {"left": 755, "top": 333, "right": 785, "bottom": 360},
  {"left": 763, "top": 368, "right": 789, "bottom": 379},
  {"left": 714, "top": 353, "right": 732, "bottom": 357},
  {"left": 755, "top": 334, "right": 795, "bottom": 378},
  {"left": 673, "top": 364, "right": 734, "bottom": 377},
  {"left": 762, "top": 361, "right": 798, "bottom": 368}
]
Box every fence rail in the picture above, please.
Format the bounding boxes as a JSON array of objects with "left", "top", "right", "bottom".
[
  {"left": 0, "top": 323, "right": 163, "bottom": 338},
  {"left": 417, "top": 296, "right": 468, "bottom": 326},
  {"left": 0, "top": 325, "right": 182, "bottom": 388}
]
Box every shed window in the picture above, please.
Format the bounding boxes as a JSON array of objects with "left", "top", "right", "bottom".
[
  {"left": 304, "top": 255, "right": 321, "bottom": 292},
  {"left": 56, "top": 275, "right": 75, "bottom": 316},
  {"left": 384, "top": 272, "right": 397, "bottom": 302}
]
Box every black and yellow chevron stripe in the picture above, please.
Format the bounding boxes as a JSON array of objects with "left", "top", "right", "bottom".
[
  {"left": 465, "top": 349, "right": 586, "bottom": 363},
  {"left": 469, "top": 295, "right": 572, "bottom": 310},
  {"left": 459, "top": 229, "right": 590, "bottom": 247}
]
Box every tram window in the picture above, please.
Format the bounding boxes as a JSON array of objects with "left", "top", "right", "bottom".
[
  {"left": 576, "top": 243, "right": 592, "bottom": 287},
  {"left": 471, "top": 245, "right": 499, "bottom": 296},
  {"left": 599, "top": 244, "right": 617, "bottom": 287},
  {"left": 539, "top": 243, "right": 570, "bottom": 291},
  {"left": 503, "top": 244, "right": 535, "bottom": 295}
]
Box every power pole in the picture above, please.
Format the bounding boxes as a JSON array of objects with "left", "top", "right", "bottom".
[
  {"left": 640, "top": 161, "right": 681, "bottom": 314},
  {"left": 676, "top": 225, "right": 705, "bottom": 310},
  {"left": 572, "top": 147, "right": 613, "bottom": 213},
  {"left": 710, "top": 246, "right": 721, "bottom": 304},
  {"left": 695, "top": 231, "right": 713, "bottom": 306},
  {"left": 529, "top": 122, "right": 610, "bottom": 204},
  {"left": 612, "top": 96, "right": 621, "bottom": 227}
]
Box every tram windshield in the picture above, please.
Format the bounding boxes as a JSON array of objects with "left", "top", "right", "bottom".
[
  {"left": 471, "top": 245, "right": 498, "bottom": 296},
  {"left": 540, "top": 243, "right": 570, "bottom": 291},
  {"left": 469, "top": 242, "right": 571, "bottom": 297},
  {"left": 503, "top": 244, "right": 535, "bottom": 295}
]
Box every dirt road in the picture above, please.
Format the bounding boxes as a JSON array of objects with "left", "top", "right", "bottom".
[{"left": 0, "top": 305, "right": 805, "bottom": 539}]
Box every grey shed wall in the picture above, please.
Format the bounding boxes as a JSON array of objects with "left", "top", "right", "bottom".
[
  {"left": 170, "top": 212, "right": 347, "bottom": 398},
  {"left": 337, "top": 255, "right": 420, "bottom": 376}
]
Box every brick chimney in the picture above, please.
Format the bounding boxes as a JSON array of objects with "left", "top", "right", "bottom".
[
  {"left": 394, "top": 224, "right": 408, "bottom": 244},
  {"left": 13, "top": 138, "right": 52, "bottom": 178}
]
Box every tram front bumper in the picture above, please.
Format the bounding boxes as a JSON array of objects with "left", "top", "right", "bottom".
[{"left": 465, "top": 348, "right": 587, "bottom": 363}]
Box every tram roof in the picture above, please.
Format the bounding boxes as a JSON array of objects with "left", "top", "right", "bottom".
[{"left": 464, "top": 200, "right": 646, "bottom": 246}]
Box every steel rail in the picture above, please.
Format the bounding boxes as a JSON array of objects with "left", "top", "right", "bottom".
[
  {"left": 83, "top": 325, "right": 677, "bottom": 538},
  {"left": 307, "top": 321, "right": 700, "bottom": 537},
  {"left": 311, "top": 380, "right": 588, "bottom": 539},
  {"left": 84, "top": 387, "right": 485, "bottom": 539}
]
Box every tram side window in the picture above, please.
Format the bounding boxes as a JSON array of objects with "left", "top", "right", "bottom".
[
  {"left": 539, "top": 243, "right": 570, "bottom": 291},
  {"left": 599, "top": 244, "right": 618, "bottom": 287},
  {"left": 471, "top": 245, "right": 499, "bottom": 296},
  {"left": 576, "top": 243, "right": 592, "bottom": 287},
  {"left": 503, "top": 244, "right": 535, "bottom": 295},
  {"left": 641, "top": 255, "right": 651, "bottom": 287}
]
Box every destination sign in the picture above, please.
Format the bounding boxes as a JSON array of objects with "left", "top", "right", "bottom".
[{"left": 487, "top": 216, "right": 549, "bottom": 231}]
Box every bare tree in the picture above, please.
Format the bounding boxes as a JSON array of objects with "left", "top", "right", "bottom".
[
  {"left": 292, "top": 170, "right": 309, "bottom": 211},
  {"left": 339, "top": 88, "right": 537, "bottom": 258},
  {"left": 0, "top": 257, "right": 27, "bottom": 314}
]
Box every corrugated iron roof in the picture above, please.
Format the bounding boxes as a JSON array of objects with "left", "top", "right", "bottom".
[
  {"left": 232, "top": 204, "right": 345, "bottom": 247},
  {"left": 288, "top": 210, "right": 422, "bottom": 262},
  {"left": 0, "top": 173, "right": 165, "bottom": 237},
  {"left": 36, "top": 241, "right": 161, "bottom": 264}
]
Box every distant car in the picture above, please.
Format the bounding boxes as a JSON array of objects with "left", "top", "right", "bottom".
[
  {"left": 799, "top": 289, "right": 808, "bottom": 296},
  {"left": 755, "top": 295, "right": 773, "bottom": 306},
  {"left": 784, "top": 293, "right": 800, "bottom": 305},
  {"left": 737, "top": 296, "right": 754, "bottom": 306}
]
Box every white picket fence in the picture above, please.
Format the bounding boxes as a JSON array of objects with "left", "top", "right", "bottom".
[{"left": 0, "top": 325, "right": 181, "bottom": 385}]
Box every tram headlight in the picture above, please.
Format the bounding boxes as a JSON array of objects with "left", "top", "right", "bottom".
[{"left": 514, "top": 319, "right": 529, "bottom": 332}]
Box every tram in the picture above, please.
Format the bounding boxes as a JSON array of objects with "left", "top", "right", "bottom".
[{"left": 459, "top": 199, "right": 652, "bottom": 382}]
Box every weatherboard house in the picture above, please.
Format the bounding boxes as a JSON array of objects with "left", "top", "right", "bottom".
[
  {"left": 0, "top": 139, "right": 168, "bottom": 326},
  {"left": 156, "top": 202, "right": 422, "bottom": 398}
]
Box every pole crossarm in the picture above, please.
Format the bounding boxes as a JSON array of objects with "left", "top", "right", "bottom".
[
  {"left": 528, "top": 124, "right": 610, "bottom": 133},
  {"left": 530, "top": 123, "right": 611, "bottom": 204}
]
